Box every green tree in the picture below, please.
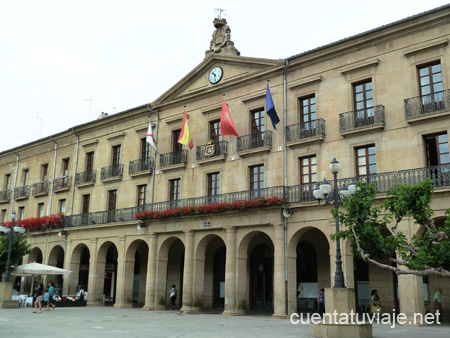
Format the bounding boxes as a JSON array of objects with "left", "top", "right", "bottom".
[
  {"left": 332, "top": 178, "right": 450, "bottom": 277},
  {"left": 0, "top": 234, "right": 31, "bottom": 279}
]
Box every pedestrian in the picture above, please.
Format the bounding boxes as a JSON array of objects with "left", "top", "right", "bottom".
[
  {"left": 169, "top": 284, "right": 177, "bottom": 309},
  {"left": 48, "top": 282, "right": 56, "bottom": 310},
  {"left": 434, "top": 288, "right": 443, "bottom": 316},
  {"left": 370, "top": 289, "right": 381, "bottom": 317},
  {"left": 33, "top": 282, "right": 44, "bottom": 313},
  {"left": 317, "top": 288, "right": 325, "bottom": 317},
  {"left": 42, "top": 290, "right": 50, "bottom": 311}
]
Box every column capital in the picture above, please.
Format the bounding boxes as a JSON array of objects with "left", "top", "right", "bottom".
[
  {"left": 184, "top": 230, "right": 194, "bottom": 236},
  {"left": 119, "top": 236, "right": 126, "bottom": 242},
  {"left": 149, "top": 232, "right": 158, "bottom": 239},
  {"left": 224, "top": 226, "right": 236, "bottom": 233},
  {"left": 273, "top": 223, "right": 284, "bottom": 230},
  {"left": 90, "top": 238, "right": 97, "bottom": 244}
]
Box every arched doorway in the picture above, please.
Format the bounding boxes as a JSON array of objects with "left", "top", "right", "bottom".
[
  {"left": 47, "top": 245, "right": 65, "bottom": 292},
  {"left": 193, "top": 234, "right": 226, "bottom": 312},
  {"left": 22, "top": 247, "right": 44, "bottom": 294},
  {"left": 122, "top": 239, "right": 148, "bottom": 307},
  {"left": 69, "top": 244, "right": 90, "bottom": 296},
  {"left": 92, "top": 241, "right": 118, "bottom": 306},
  {"left": 155, "top": 237, "right": 185, "bottom": 310},
  {"left": 248, "top": 232, "right": 274, "bottom": 312}
]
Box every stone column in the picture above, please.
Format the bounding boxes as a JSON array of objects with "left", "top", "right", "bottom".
[
  {"left": 342, "top": 239, "right": 354, "bottom": 289},
  {"left": 223, "top": 226, "right": 236, "bottom": 316},
  {"left": 87, "top": 238, "right": 102, "bottom": 306},
  {"left": 398, "top": 274, "right": 426, "bottom": 325},
  {"left": 273, "top": 223, "right": 287, "bottom": 318},
  {"left": 114, "top": 236, "right": 133, "bottom": 308},
  {"left": 181, "top": 230, "right": 194, "bottom": 313},
  {"left": 143, "top": 233, "right": 157, "bottom": 310}
]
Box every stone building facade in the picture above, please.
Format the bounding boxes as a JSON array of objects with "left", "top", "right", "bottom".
[{"left": 1, "top": 5, "right": 450, "bottom": 321}]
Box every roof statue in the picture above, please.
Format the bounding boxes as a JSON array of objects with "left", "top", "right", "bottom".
[{"left": 206, "top": 17, "right": 240, "bottom": 57}]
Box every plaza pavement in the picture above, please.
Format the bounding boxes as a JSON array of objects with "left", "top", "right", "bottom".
[{"left": 0, "top": 306, "right": 449, "bottom": 338}]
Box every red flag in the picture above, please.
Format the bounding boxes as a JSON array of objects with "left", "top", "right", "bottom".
[{"left": 220, "top": 97, "right": 238, "bottom": 137}]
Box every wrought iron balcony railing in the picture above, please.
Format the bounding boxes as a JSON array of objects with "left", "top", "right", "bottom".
[
  {"left": 286, "top": 118, "right": 326, "bottom": 143},
  {"left": 129, "top": 158, "right": 154, "bottom": 175},
  {"left": 32, "top": 181, "right": 50, "bottom": 196},
  {"left": 339, "top": 105, "right": 385, "bottom": 132},
  {"left": 53, "top": 176, "right": 71, "bottom": 191},
  {"left": 14, "top": 186, "right": 29, "bottom": 199},
  {"left": 237, "top": 130, "right": 272, "bottom": 152},
  {"left": 196, "top": 141, "right": 228, "bottom": 161},
  {"left": 75, "top": 170, "right": 97, "bottom": 185},
  {"left": 59, "top": 163, "right": 450, "bottom": 229},
  {"left": 101, "top": 164, "right": 124, "bottom": 181},
  {"left": 0, "top": 190, "right": 11, "bottom": 201},
  {"left": 160, "top": 150, "right": 188, "bottom": 168},
  {"left": 404, "top": 90, "right": 450, "bottom": 119}
]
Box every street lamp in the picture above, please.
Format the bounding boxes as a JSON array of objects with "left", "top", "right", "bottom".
[
  {"left": 0, "top": 211, "right": 26, "bottom": 282},
  {"left": 313, "top": 158, "right": 356, "bottom": 288}
]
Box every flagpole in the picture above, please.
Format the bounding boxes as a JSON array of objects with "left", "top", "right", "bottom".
[
  {"left": 184, "top": 105, "right": 195, "bottom": 169},
  {"left": 223, "top": 94, "right": 236, "bottom": 161},
  {"left": 147, "top": 106, "right": 159, "bottom": 210},
  {"left": 267, "top": 80, "right": 281, "bottom": 151}
]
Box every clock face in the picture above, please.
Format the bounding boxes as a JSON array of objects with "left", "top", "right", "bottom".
[{"left": 209, "top": 66, "right": 223, "bottom": 84}]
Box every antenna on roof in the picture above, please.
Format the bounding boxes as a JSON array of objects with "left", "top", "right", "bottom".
[
  {"left": 213, "top": 8, "right": 227, "bottom": 19},
  {"left": 85, "top": 99, "right": 94, "bottom": 121}
]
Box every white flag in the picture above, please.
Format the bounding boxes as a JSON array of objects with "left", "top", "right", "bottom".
[{"left": 146, "top": 122, "right": 157, "bottom": 152}]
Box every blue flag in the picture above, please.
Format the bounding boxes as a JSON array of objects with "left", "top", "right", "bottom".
[{"left": 266, "top": 82, "right": 280, "bottom": 130}]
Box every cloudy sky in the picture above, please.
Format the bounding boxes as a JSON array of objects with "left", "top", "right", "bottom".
[{"left": 1, "top": 0, "right": 449, "bottom": 152}]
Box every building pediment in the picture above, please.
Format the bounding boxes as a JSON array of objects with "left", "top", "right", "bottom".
[{"left": 151, "top": 54, "right": 284, "bottom": 109}]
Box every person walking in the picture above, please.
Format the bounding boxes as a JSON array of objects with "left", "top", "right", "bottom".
[
  {"left": 48, "top": 282, "right": 56, "bottom": 310},
  {"left": 169, "top": 285, "right": 177, "bottom": 309},
  {"left": 434, "top": 288, "right": 443, "bottom": 316},
  {"left": 317, "top": 288, "right": 325, "bottom": 317},
  {"left": 33, "top": 282, "right": 44, "bottom": 313},
  {"left": 371, "top": 289, "right": 381, "bottom": 318},
  {"left": 43, "top": 290, "right": 50, "bottom": 311}
]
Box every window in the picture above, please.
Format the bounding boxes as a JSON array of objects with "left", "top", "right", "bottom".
[
  {"left": 58, "top": 199, "right": 66, "bottom": 215},
  {"left": 86, "top": 152, "right": 94, "bottom": 172},
  {"left": 18, "top": 207, "right": 25, "bottom": 221},
  {"left": 418, "top": 62, "right": 444, "bottom": 110},
  {"left": 137, "top": 184, "right": 147, "bottom": 207},
  {"left": 207, "top": 172, "right": 220, "bottom": 197},
  {"left": 169, "top": 179, "right": 180, "bottom": 201},
  {"left": 112, "top": 146, "right": 121, "bottom": 166},
  {"left": 23, "top": 169, "right": 29, "bottom": 186},
  {"left": 356, "top": 145, "right": 376, "bottom": 180},
  {"left": 353, "top": 80, "right": 374, "bottom": 127},
  {"left": 82, "top": 194, "right": 90, "bottom": 214},
  {"left": 107, "top": 190, "right": 117, "bottom": 222},
  {"left": 172, "top": 130, "right": 182, "bottom": 153},
  {"left": 3, "top": 174, "right": 10, "bottom": 190},
  {"left": 140, "top": 138, "right": 151, "bottom": 159},
  {"left": 62, "top": 158, "right": 70, "bottom": 185},
  {"left": 1, "top": 209, "right": 7, "bottom": 223},
  {"left": 41, "top": 164, "right": 48, "bottom": 181},
  {"left": 209, "top": 119, "right": 222, "bottom": 143},
  {"left": 250, "top": 165, "right": 264, "bottom": 193},
  {"left": 424, "top": 133, "right": 450, "bottom": 185},
  {"left": 37, "top": 203, "right": 45, "bottom": 217},
  {"left": 300, "top": 156, "right": 317, "bottom": 185},
  {"left": 300, "top": 96, "right": 316, "bottom": 133},
  {"left": 251, "top": 109, "right": 265, "bottom": 134}
]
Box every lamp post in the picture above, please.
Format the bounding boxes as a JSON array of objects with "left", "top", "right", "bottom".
[
  {"left": 313, "top": 158, "right": 356, "bottom": 288},
  {"left": 0, "top": 211, "right": 26, "bottom": 282}
]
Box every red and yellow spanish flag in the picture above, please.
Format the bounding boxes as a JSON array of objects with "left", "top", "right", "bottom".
[{"left": 178, "top": 109, "right": 193, "bottom": 149}]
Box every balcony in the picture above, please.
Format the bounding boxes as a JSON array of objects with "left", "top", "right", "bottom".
[
  {"left": 75, "top": 170, "right": 97, "bottom": 187},
  {"left": 159, "top": 150, "right": 188, "bottom": 171},
  {"left": 129, "top": 158, "right": 154, "bottom": 177},
  {"left": 237, "top": 130, "right": 272, "bottom": 157},
  {"left": 404, "top": 90, "right": 450, "bottom": 123},
  {"left": 0, "top": 190, "right": 10, "bottom": 203},
  {"left": 14, "top": 186, "right": 29, "bottom": 200},
  {"left": 59, "top": 163, "right": 450, "bottom": 229},
  {"left": 53, "top": 176, "right": 71, "bottom": 192},
  {"left": 32, "top": 181, "right": 50, "bottom": 196},
  {"left": 339, "top": 105, "right": 385, "bottom": 136},
  {"left": 101, "top": 164, "right": 124, "bottom": 182},
  {"left": 286, "top": 118, "right": 325, "bottom": 148},
  {"left": 196, "top": 141, "right": 228, "bottom": 164}
]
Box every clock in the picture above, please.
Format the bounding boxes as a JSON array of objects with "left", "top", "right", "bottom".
[{"left": 208, "top": 66, "right": 223, "bottom": 84}]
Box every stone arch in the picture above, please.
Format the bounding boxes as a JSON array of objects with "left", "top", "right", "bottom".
[
  {"left": 22, "top": 247, "right": 44, "bottom": 294},
  {"left": 287, "top": 227, "right": 330, "bottom": 315},
  {"left": 68, "top": 243, "right": 90, "bottom": 296},
  {"left": 236, "top": 230, "right": 275, "bottom": 314},
  {"left": 47, "top": 245, "right": 65, "bottom": 289},
  {"left": 155, "top": 236, "right": 185, "bottom": 310},
  {"left": 193, "top": 233, "right": 226, "bottom": 312},
  {"left": 91, "top": 241, "right": 118, "bottom": 306}
]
